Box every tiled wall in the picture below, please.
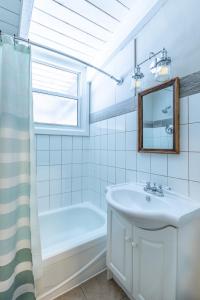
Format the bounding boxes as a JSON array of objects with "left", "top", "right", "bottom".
[
  {"left": 36, "top": 92, "right": 200, "bottom": 212},
  {"left": 83, "top": 92, "right": 200, "bottom": 210},
  {"left": 36, "top": 135, "right": 86, "bottom": 212}
]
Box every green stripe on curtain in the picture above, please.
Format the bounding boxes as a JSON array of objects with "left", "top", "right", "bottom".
[
  {"left": 0, "top": 227, "right": 31, "bottom": 255},
  {"left": 0, "top": 162, "right": 30, "bottom": 178},
  {"left": 16, "top": 292, "right": 36, "bottom": 300},
  {"left": 0, "top": 113, "right": 29, "bottom": 131},
  {"left": 0, "top": 271, "right": 35, "bottom": 300},
  {"left": 0, "top": 139, "right": 30, "bottom": 153},
  {"left": 0, "top": 183, "right": 30, "bottom": 204},
  {"left": 0, "top": 249, "right": 32, "bottom": 281},
  {"left": 0, "top": 205, "right": 30, "bottom": 229}
]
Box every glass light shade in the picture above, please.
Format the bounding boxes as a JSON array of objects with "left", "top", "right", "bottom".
[
  {"left": 130, "top": 77, "right": 142, "bottom": 91},
  {"left": 134, "top": 79, "right": 142, "bottom": 90},
  {"left": 155, "top": 63, "right": 171, "bottom": 82}
]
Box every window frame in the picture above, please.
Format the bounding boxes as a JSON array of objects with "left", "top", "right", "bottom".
[{"left": 32, "top": 59, "right": 89, "bottom": 136}]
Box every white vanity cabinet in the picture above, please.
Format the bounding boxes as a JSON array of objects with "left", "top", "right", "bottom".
[
  {"left": 107, "top": 208, "right": 132, "bottom": 292},
  {"left": 132, "top": 226, "right": 177, "bottom": 300},
  {"left": 106, "top": 182, "right": 200, "bottom": 300},
  {"left": 107, "top": 206, "right": 200, "bottom": 300}
]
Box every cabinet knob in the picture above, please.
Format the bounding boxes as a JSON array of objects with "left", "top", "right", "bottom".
[
  {"left": 125, "top": 236, "right": 131, "bottom": 243},
  {"left": 131, "top": 241, "right": 138, "bottom": 248}
]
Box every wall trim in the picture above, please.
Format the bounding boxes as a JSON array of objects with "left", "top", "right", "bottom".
[{"left": 90, "top": 71, "right": 200, "bottom": 123}]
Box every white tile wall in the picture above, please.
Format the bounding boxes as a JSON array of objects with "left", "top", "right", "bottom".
[
  {"left": 36, "top": 135, "right": 84, "bottom": 212},
  {"left": 36, "top": 92, "right": 200, "bottom": 213},
  {"left": 83, "top": 92, "right": 200, "bottom": 210}
]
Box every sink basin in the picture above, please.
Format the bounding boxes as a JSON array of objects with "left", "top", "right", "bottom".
[{"left": 106, "top": 182, "right": 200, "bottom": 229}]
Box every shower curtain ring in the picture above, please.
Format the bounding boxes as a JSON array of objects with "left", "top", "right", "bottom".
[{"left": 14, "top": 34, "right": 16, "bottom": 46}]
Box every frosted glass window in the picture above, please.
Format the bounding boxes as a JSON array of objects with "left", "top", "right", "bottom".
[
  {"left": 32, "top": 62, "right": 79, "bottom": 127},
  {"left": 33, "top": 93, "right": 78, "bottom": 126},
  {"left": 32, "top": 62, "right": 78, "bottom": 97}
]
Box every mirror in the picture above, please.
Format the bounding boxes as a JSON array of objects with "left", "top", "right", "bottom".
[{"left": 138, "top": 78, "right": 180, "bottom": 153}]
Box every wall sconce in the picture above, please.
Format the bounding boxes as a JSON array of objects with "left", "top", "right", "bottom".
[
  {"left": 150, "top": 48, "right": 171, "bottom": 81},
  {"left": 131, "top": 65, "right": 144, "bottom": 91},
  {"left": 132, "top": 48, "right": 172, "bottom": 91}
]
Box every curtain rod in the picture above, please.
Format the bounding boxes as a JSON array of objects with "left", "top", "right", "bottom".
[{"left": 0, "top": 31, "right": 123, "bottom": 85}]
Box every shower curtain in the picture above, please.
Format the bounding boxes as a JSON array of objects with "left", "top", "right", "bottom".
[{"left": 0, "top": 36, "right": 39, "bottom": 299}]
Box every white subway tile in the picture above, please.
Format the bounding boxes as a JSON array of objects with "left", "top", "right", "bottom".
[
  {"left": 37, "top": 166, "right": 49, "bottom": 181},
  {"left": 37, "top": 181, "right": 49, "bottom": 198},
  {"left": 168, "top": 152, "right": 188, "bottom": 180},
  {"left": 62, "top": 193, "right": 72, "bottom": 206},
  {"left": 50, "top": 150, "right": 61, "bottom": 165},
  {"left": 126, "top": 151, "right": 137, "bottom": 170},
  {"left": 189, "top": 123, "right": 200, "bottom": 151},
  {"left": 126, "top": 170, "right": 136, "bottom": 183},
  {"left": 37, "top": 135, "right": 49, "bottom": 150},
  {"left": 108, "top": 167, "right": 116, "bottom": 184},
  {"left": 116, "top": 132, "right": 125, "bottom": 150},
  {"left": 37, "top": 196, "right": 49, "bottom": 212},
  {"left": 37, "top": 151, "right": 49, "bottom": 166},
  {"left": 137, "top": 153, "right": 151, "bottom": 173},
  {"left": 189, "top": 152, "right": 200, "bottom": 182},
  {"left": 50, "top": 165, "right": 61, "bottom": 180},
  {"left": 126, "top": 131, "right": 137, "bottom": 151},
  {"left": 50, "top": 179, "right": 61, "bottom": 195},
  {"left": 62, "top": 136, "right": 72, "bottom": 150},
  {"left": 189, "top": 181, "right": 200, "bottom": 202},
  {"left": 116, "top": 168, "right": 125, "bottom": 183},
  {"left": 126, "top": 111, "right": 137, "bottom": 132},
  {"left": 180, "top": 97, "right": 188, "bottom": 125},
  {"left": 116, "top": 151, "right": 126, "bottom": 168},
  {"left": 73, "top": 137, "right": 83, "bottom": 149},
  {"left": 50, "top": 194, "right": 62, "bottom": 209},
  {"left": 168, "top": 177, "right": 189, "bottom": 197},
  {"left": 189, "top": 93, "right": 200, "bottom": 123},
  {"left": 151, "top": 154, "right": 167, "bottom": 176},
  {"left": 116, "top": 115, "right": 126, "bottom": 132},
  {"left": 180, "top": 124, "right": 188, "bottom": 151},
  {"left": 50, "top": 136, "right": 61, "bottom": 150}
]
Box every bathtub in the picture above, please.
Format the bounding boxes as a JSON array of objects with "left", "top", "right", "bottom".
[{"left": 36, "top": 202, "right": 107, "bottom": 300}]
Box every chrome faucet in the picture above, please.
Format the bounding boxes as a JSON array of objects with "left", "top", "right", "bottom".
[{"left": 144, "top": 182, "right": 164, "bottom": 197}]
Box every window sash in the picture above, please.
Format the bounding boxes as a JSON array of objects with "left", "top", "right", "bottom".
[{"left": 32, "top": 61, "right": 81, "bottom": 128}]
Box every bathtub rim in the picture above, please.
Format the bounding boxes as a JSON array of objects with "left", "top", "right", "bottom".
[{"left": 39, "top": 202, "right": 107, "bottom": 266}]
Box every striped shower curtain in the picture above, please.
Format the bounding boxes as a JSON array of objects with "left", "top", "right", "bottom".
[{"left": 0, "top": 36, "right": 36, "bottom": 299}]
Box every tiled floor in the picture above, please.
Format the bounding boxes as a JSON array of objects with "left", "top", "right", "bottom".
[{"left": 55, "top": 271, "right": 130, "bottom": 300}]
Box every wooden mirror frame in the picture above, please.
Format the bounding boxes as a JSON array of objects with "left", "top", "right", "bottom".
[{"left": 138, "top": 77, "right": 180, "bottom": 154}]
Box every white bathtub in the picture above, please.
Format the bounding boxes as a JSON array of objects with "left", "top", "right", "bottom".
[{"left": 36, "top": 202, "right": 107, "bottom": 300}]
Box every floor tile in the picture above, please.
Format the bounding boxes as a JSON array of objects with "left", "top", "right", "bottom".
[
  {"left": 56, "top": 287, "right": 86, "bottom": 300},
  {"left": 56, "top": 271, "right": 130, "bottom": 300},
  {"left": 81, "top": 271, "right": 127, "bottom": 300}
]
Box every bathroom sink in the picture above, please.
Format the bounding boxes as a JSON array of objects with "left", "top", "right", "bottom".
[{"left": 106, "top": 183, "right": 200, "bottom": 229}]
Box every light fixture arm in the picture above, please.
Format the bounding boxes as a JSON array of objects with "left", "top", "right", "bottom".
[{"left": 137, "top": 49, "right": 163, "bottom": 67}]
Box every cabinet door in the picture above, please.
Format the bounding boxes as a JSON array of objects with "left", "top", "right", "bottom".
[
  {"left": 107, "top": 208, "right": 132, "bottom": 292},
  {"left": 132, "top": 226, "right": 177, "bottom": 300}
]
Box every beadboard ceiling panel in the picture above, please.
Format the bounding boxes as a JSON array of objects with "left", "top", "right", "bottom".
[
  {"left": 0, "top": 0, "right": 22, "bottom": 35},
  {"left": 29, "top": 0, "right": 136, "bottom": 62},
  {"left": 28, "top": 0, "right": 163, "bottom": 64}
]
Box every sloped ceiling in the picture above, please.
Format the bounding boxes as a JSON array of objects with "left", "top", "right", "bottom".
[
  {"left": 29, "top": 0, "right": 135, "bottom": 62},
  {"left": 0, "top": 0, "right": 22, "bottom": 35}
]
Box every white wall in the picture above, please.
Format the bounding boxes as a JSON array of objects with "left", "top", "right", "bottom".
[
  {"left": 91, "top": 0, "right": 200, "bottom": 113},
  {"left": 87, "top": 0, "right": 200, "bottom": 208}
]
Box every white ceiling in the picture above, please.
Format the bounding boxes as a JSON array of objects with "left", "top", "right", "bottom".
[
  {"left": 0, "top": 0, "right": 22, "bottom": 35},
  {"left": 29, "top": 0, "right": 135, "bottom": 63}
]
